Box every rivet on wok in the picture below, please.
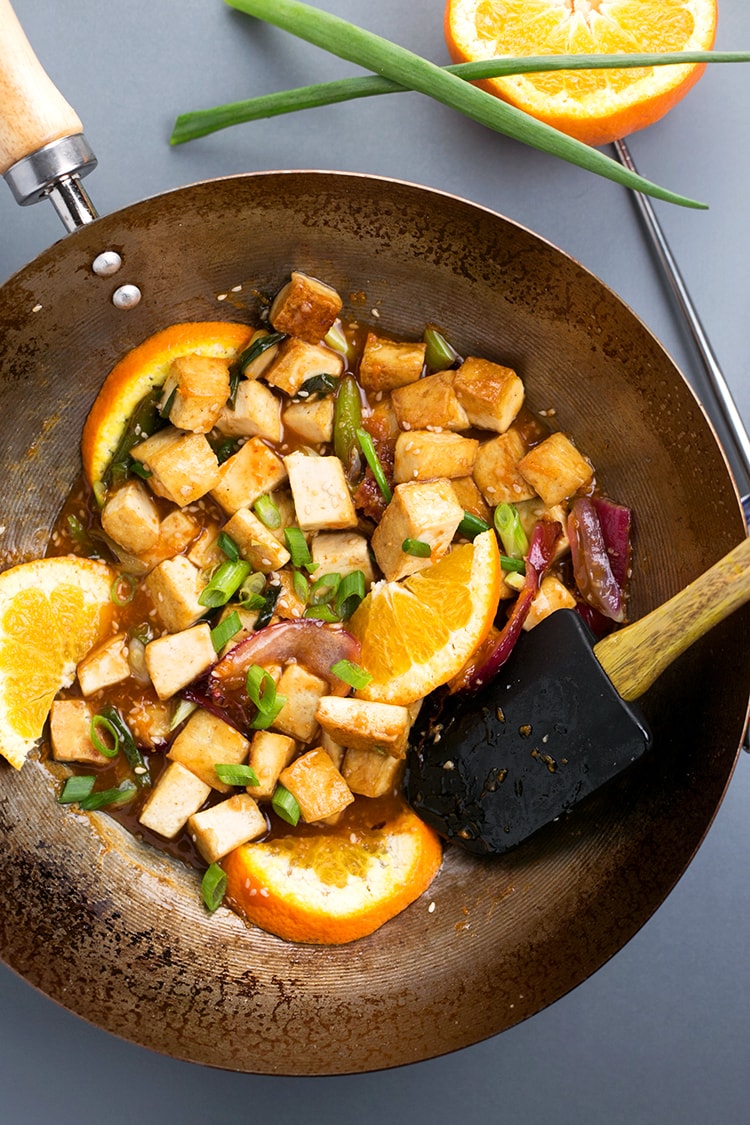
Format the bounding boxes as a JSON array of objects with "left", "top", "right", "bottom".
[
  {"left": 112, "top": 284, "right": 142, "bottom": 310},
  {"left": 92, "top": 251, "right": 122, "bottom": 277}
]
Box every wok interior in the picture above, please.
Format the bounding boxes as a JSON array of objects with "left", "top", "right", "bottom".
[{"left": 0, "top": 172, "right": 747, "bottom": 1074}]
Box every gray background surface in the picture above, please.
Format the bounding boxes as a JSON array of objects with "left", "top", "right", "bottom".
[{"left": 1, "top": 2, "right": 750, "bottom": 1122}]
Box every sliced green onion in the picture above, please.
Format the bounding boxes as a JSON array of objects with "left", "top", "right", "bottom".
[
  {"left": 284, "top": 527, "right": 314, "bottom": 571},
  {"left": 272, "top": 784, "right": 301, "bottom": 826},
  {"left": 229, "top": 331, "right": 286, "bottom": 405},
  {"left": 501, "top": 555, "right": 526, "bottom": 574},
  {"left": 330, "top": 658, "right": 373, "bottom": 690},
  {"left": 303, "top": 604, "right": 339, "bottom": 622},
  {"left": 218, "top": 531, "right": 240, "bottom": 561},
  {"left": 58, "top": 775, "right": 96, "bottom": 805},
  {"left": 335, "top": 569, "right": 366, "bottom": 620},
  {"left": 238, "top": 571, "right": 266, "bottom": 610},
  {"left": 97, "top": 705, "right": 152, "bottom": 787},
  {"left": 246, "top": 664, "right": 287, "bottom": 730},
  {"left": 494, "top": 503, "right": 529, "bottom": 559},
  {"left": 294, "top": 372, "right": 340, "bottom": 400},
  {"left": 402, "top": 538, "right": 431, "bottom": 558},
  {"left": 212, "top": 436, "right": 240, "bottom": 464},
  {"left": 253, "top": 493, "right": 282, "bottom": 529},
  {"left": 324, "top": 321, "right": 356, "bottom": 359},
  {"left": 130, "top": 621, "right": 154, "bottom": 646},
  {"left": 211, "top": 610, "right": 243, "bottom": 653},
  {"left": 459, "top": 511, "right": 491, "bottom": 540},
  {"left": 110, "top": 572, "right": 138, "bottom": 606},
  {"left": 254, "top": 583, "right": 282, "bottom": 630},
  {"left": 201, "top": 862, "right": 227, "bottom": 913},
  {"left": 103, "top": 387, "right": 164, "bottom": 485},
  {"left": 310, "top": 571, "right": 341, "bottom": 605},
  {"left": 356, "top": 427, "right": 392, "bottom": 502},
  {"left": 214, "top": 763, "right": 261, "bottom": 787},
  {"left": 129, "top": 461, "right": 153, "bottom": 480},
  {"left": 78, "top": 781, "right": 138, "bottom": 811},
  {"left": 67, "top": 513, "right": 89, "bottom": 547},
  {"left": 90, "top": 714, "right": 120, "bottom": 759},
  {"left": 293, "top": 569, "right": 310, "bottom": 603},
  {"left": 159, "top": 384, "right": 178, "bottom": 419},
  {"left": 424, "top": 326, "right": 461, "bottom": 372},
  {"left": 333, "top": 374, "right": 362, "bottom": 478},
  {"left": 170, "top": 697, "right": 198, "bottom": 731},
  {"left": 199, "top": 559, "right": 252, "bottom": 608},
  {"left": 92, "top": 481, "right": 107, "bottom": 509}
]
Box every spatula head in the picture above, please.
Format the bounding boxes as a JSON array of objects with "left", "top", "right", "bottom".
[{"left": 406, "top": 609, "right": 652, "bottom": 855}]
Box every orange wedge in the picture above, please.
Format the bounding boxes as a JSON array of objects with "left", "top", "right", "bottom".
[
  {"left": 349, "top": 529, "right": 501, "bottom": 706},
  {"left": 0, "top": 556, "right": 114, "bottom": 769},
  {"left": 445, "top": 0, "right": 717, "bottom": 146},
  {"left": 81, "top": 321, "right": 254, "bottom": 487},
  {"left": 222, "top": 798, "right": 442, "bottom": 944}
]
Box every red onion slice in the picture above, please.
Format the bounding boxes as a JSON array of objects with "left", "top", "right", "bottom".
[{"left": 568, "top": 496, "right": 626, "bottom": 623}]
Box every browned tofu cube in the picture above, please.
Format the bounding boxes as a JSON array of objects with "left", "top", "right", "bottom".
[
  {"left": 318, "top": 729, "right": 346, "bottom": 771},
  {"left": 278, "top": 747, "right": 354, "bottom": 823},
  {"left": 453, "top": 356, "right": 525, "bottom": 433},
  {"left": 358, "top": 332, "right": 426, "bottom": 393},
  {"left": 391, "top": 370, "right": 469, "bottom": 432},
  {"left": 269, "top": 272, "right": 343, "bottom": 344},
  {"left": 523, "top": 574, "right": 577, "bottom": 630},
  {"left": 144, "top": 623, "right": 216, "bottom": 701},
  {"left": 166, "top": 354, "right": 230, "bottom": 434},
  {"left": 264, "top": 337, "right": 344, "bottom": 397},
  {"left": 272, "top": 569, "right": 306, "bottom": 621},
  {"left": 341, "top": 746, "right": 404, "bottom": 798},
  {"left": 518, "top": 432, "right": 594, "bottom": 506},
  {"left": 245, "top": 730, "right": 297, "bottom": 800},
  {"left": 222, "top": 507, "right": 291, "bottom": 572},
  {"left": 100, "top": 479, "right": 160, "bottom": 555},
  {"left": 393, "top": 431, "right": 478, "bottom": 483},
  {"left": 131, "top": 426, "right": 220, "bottom": 506},
  {"left": 211, "top": 437, "right": 288, "bottom": 515},
  {"left": 450, "top": 476, "right": 492, "bottom": 524},
  {"left": 145, "top": 556, "right": 205, "bottom": 633},
  {"left": 77, "top": 633, "right": 130, "bottom": 696},
  {"left": 473, "top": 429, "right": 536, "bottom": 505},
  {"left": 370, "top": 480, "right": 463, "bottom": 581},
  {"left": 315, "top": 696, "right": 412, "bottom": 759},
  {"left": 168, "top": 708, "right": 250, "bottom": 793},
  {"left": 188, "top": 793, "right": 267, "bottom": 863},
  {"left": 49, "top": 699, "right": 111, "bottom": 764},
  {"left": 142, "top": 510, "right": 201, "bottom": 570},
  {"left": 273, "top": 663, "right": 329, "bottom": 742},
  {"left": 138, "top": 761, "right": 211, "bottom": 839}
]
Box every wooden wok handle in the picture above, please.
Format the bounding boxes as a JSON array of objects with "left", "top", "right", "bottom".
[
  {"left": 0, "top": 0, "right": 83, "bottom": 175},
  {"left": 594, "top": 535, "right": 750, "bottom": 701}
]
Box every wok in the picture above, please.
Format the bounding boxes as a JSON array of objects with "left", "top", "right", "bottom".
[{"left": 0, "top": 2, "right": 748, "bottom": 1077}]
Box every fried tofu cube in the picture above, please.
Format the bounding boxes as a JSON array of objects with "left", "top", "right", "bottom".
[
  {"left": 211, "top": 437, "right": 288, "bottom": 515},
  {"left": 138, "top": 761, "right": 211, "bottom": 839},
  {"left": 126, "top": 698, "right": 173, "bottom": 750},
  {"left": 523, "top": 574, "right": 577, "bottom": 630},
  {"left": 473, "top": 429, "right": 536, "bottom": 505},
  {"left": 450, "top": 476, "right": 492, "bottom": 524},
  {"left": 315, "top": 696, "right": 412, "bottom": 759},
  {"left": 100, "top": 479, "right": 160, "bottom": 555},
  {"left": 145, "top": 556, "right": 205, "bottom": 633},
  {"left": 366, "top": 396, "right": 400, "bottom": 444},
  {"left": 269, "top": 271, "right": 343, "bottom": 344},
  {"left": 453, "top": 356, "right": 525, "bottom": 433},
  {"left": 515, "top": 499, "right": 571, "bottom": 560},
  {"left": 142, "top": 509, "right": 201, "bottom": 569},
  {"left": 341, "top": 746, "right": 404, "bottom": 798},
  {"left": 278, "top": 747, "right": 354, "bottom": 823},
  {"left": 186, "top": 520, "right": 224, "bottom": 571},
  {"left": 318, "top": 729, "right": 346, "bottom": 771},
  {"left": 282, "top": 396, "right": 335, "bottom": 445},
  {"left": 272, "top": 570, "right": 305, "bottom": 621},
  {"left": 371, "top": 479, "right": 463, "bottom": 581},
  {"left": 77, "top": 633, "right": 130, "bottom": 696},
  {"left": 188, "top": 793, "right": 267, "bottom": 863},
  {"left": 358, "top": 332, "right": 426, "bottom": 392},
  {"left": 311, "top": 530, "right": 374, "bottom": 584},
  {"left": 165, "top": 354, "right": 230, "bottom": 434},
  {"left": 223, "top": 507, "right": 291, "bottom": 573},
  {"left": 284, "top": 451, "right": 357, "bottom": 531},
  {"left": 168, "top": 708, "right": 250, "bottom": 792},
  {"left": 391, "top": 370, "right": 469, "bottom": 432},
  {"left": 393, "top": 430, "right": 478, "bottom": 483},
  {"left": 245, "top": 730, "right": 297, "bottom": 800},
  {"left": 49, "top": 699, "right": 111, "bottom": 764},
  {"left": 272, "top": 663, "right": 329, "bottom": 742},
  {"left": 518, "top": 432, "right": 594, "bottom": 506},
  {"left": 237, "top": 329, "right": 281, "bottom": 379},
  {"left": 144, "top": 622, "right": 215, "bottom": 700},
  {"left": 215, "top": 378, "right": 281, "bottom": 442},
  {"left": 131, "top": 427, "right": 220, "bottom": 506},
  {"left": 264, "top": 337, "right": 344, "bottom": 397}
]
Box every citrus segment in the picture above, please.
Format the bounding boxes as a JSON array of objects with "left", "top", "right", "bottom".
[
  {"left": 222, "top": 798, "right": 442, "bottom": 944},
  {"left": 348, "top": 530, "right": 501, "bottom": 705},
  {"left": 0, "top": 557, "right": 114, "bottom": 769},
  {"left": 81, "top": 321, "right": 254, "bottom": 487},
  {"left": 445, "top": 0, "right": 718, "bottom": 146}
]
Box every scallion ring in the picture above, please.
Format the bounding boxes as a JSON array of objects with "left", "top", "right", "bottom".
[
  {"left": 110, "top": 572, "right": 138, "bottom": 606},
  {"left": 272, "top": 785, "right": 301, "bottom": 826},
  {"left": 330, "top": 658, "right": 373, "bottom": 690},
  {"left": 199, "top": 559, "right": 252, "bottom": 608},
  {"left": 90, "top": 714, "right": 120, "bottom": 759},
  {"left": 201, "top": 862, "right": 228, "bottom": 912}
]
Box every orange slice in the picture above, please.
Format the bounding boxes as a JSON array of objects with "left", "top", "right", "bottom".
[
  {"left": 444, "top": 0, "right": 717, "bottom": 146},
  {"left": 81, "top": 321, "right": 254, "bottom": 487},
  {"left": 0, "top": 556, "right": 114, "bottom": 769},
  {"left": 348, "top": 529, "right": 501, "bottom": 706},
  {"left": 222, "top": 798, "right": 442, "bottom": 944}
]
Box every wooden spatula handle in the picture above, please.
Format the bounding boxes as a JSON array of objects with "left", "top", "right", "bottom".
[
  {"left": 595, "top": 535, "right": 750, "bottom": 701},
  {"left": 0, "top": 0, "right": 82, "bottom": 175}
]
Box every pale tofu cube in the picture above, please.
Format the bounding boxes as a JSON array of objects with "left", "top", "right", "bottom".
[
  {"left": 282, "top": 396, "right": 334, "bottom": 445},
  {"left": 518, "top": 432, "right": 594, "bottom": 506},
  {"left": 358, "top": 332, "right": 425, "bottom": 392},
  {"left": 523, "top": 575, "right": 577, "bottom": 630},
  {"left": 341, "top": 746, "right": 404, "bottom": 798},
  {"left": 215, "top": 378, "right": 281, "bottom": 442},
  {"left": 473, "top": 429, "right": 536, "bottom": 505},
  {"left": 144, "top": 623, "right": 215, "bottom": 700},
  {"left": 453, "top": 356, "right": 525, "bottom": 433},
  {"left": 318, "top": 729, "right": 346, "bottom": 771},
  {"left": 186, "top": 521, "right": 224, "bottom": 571},
  {"left": 263, "top": 489, "right": 296, "bottom": 544},
  {"left": 168, "top": 708, "right": 250, "bottom": 792},
  {"left": 100, "top": 480, "right": 160, "bottom": 555},
  {"left": 188, "top": 793, "right": 267, "bottom": 863},
  {"left": 450, "top": 477, "right": 492, "bottom": 524},
  {"left": 77, "top": 633, "right": 130, "bottom": 696},
  {"left": 278, "top": 747, "right": 354, "bottom": 823},
  {"left": 315, "top": 696, "right": 412, "bottom": 759},
  {"left": 131, "top": 426, "right": 220, "bottom": 506},
  {"left": 166, "top": 354, "right": 230, "bottom": 433},
  {"left": 393, "top": 430, "right": 478, "bottom": 484},
  {"left": 391, "top": 371, "right": 469, "bottom": 432},
  {"left": 273, "top": 663, "right": 328, "bottom": 742},
  {"left": 145, "top": 556, "right": 206, "bottom": 633},
  {"left": 142, "top": 509, "right": 201, "bottom": 569},
  {"left": 245, "top": 730, "right": 297, "bottom": 800},
  {"left": 49, "top": 699, "right": 110, "bottom": 764},
  {"left": 515, "top": 499, "right": 571, "bottom": 560},
  {"left": 211, "top": 437, "right": 288, "bottom": 515},
  {"left": 237, "top": 329, "right": 281, "bottom": 379},
  {"left": 370, "top": 480, "right": 463, "bottom": 581},
  {"left": 126, "top": 698, "right": 173, "bottom": 750},
  {"left": 223, "top": 507, "right": 291, "bottom": 573},
  {"left": 284, "top": 451, "right": 357, "bottom": 531},
  {"left": 269, "top": 271, "right": 343, "bottom": 344},
  {"left": 265, "top": 337, "right": 344, "bottom": 397},
  {"left": 139, "top": 761, "right": 211, "bottom": 839},
  {"left": 310, "top": 531, "right": 374, "bottom": 584}
]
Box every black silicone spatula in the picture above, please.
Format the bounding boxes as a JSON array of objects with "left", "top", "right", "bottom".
[{"left": 406, "top": 536, "right": 750, "bottom": 855}]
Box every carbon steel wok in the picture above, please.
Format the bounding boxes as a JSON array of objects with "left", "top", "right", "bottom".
[{"left": 0, "top": 3, "right": 748, "bottom": 1079}]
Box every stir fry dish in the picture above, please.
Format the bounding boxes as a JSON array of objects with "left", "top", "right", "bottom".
[{"left": 0, "top": 270, "right": 632, "bottom": 944}]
